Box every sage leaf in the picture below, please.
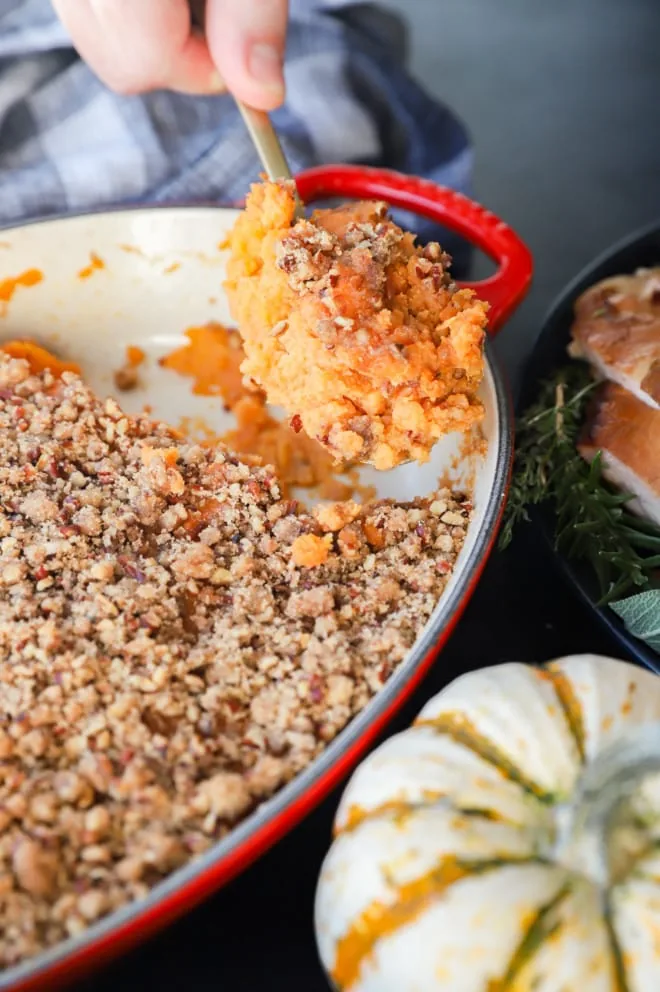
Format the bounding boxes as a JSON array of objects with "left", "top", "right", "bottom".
[{"left": 610, "top": 590, "right": 660, "bottom": 653}]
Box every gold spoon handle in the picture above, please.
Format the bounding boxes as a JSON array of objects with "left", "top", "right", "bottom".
[
  {"left": 235, "top": 103, "right": 291, "bottom": 182},
  {"left": 188, "top": 0, "right": 304, "bottom": 220},
  {"left": 234, "top": 102, "right": 305, "bottom": 220}
]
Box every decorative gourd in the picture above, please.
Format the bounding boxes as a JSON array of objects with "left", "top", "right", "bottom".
[{"left": 315, "top": 655, "right": 660, "bottom": 991}]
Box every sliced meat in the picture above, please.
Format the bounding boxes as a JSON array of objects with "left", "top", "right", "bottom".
[
  {"left": 578, "top": 381, "right": 660, "bottom": 527},
  {"left": 568, "top": 267, "right": 660, "bottom": 410}
]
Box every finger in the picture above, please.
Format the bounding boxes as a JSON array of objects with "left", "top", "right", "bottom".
[
  {"left": 52, "top": 0, "right": 225, "bottom": 95},
  {"left": 167, "top": 29, "right": 227, "bottom": 95},
  {"left": 206, "top": 0, "right": 288, "bottom": 110}
]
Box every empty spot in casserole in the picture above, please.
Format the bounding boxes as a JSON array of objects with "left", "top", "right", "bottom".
[{"left": 159, "top": 322, "right": 376, "bottom": 502}]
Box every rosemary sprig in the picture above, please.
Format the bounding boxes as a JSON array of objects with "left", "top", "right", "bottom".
[{"left": 500, "top": 363, "right": 660, "bottom": 603}]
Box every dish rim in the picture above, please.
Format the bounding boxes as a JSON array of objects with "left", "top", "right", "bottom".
[{"left": 0, "top": 202, "right": 513, "bottom": 991}]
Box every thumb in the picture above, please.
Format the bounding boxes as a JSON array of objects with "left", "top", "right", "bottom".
[{"left": 205, "top": 0, "right": 288, "bottom": 111}]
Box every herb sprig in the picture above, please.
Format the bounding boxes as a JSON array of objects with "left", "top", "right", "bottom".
[{"left": 500, "top": 363, "right": 660, "bottom": 604}]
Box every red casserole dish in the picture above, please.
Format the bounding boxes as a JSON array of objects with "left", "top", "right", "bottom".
[{"left": 0, "top": 165, "right": 532, "bottom": 990}]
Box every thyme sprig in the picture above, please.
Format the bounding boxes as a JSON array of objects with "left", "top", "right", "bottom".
[{"left": 500, "top": 363, "right": 660, "bottom": 603}]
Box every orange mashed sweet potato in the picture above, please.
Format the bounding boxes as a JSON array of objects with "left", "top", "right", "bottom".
[
  {"left": 225, "top": 180, "right": 489, "bottom": 470},
  {"left": 0, "top": 269, "right": 43, "bottom": 314},
  {"left": 160, "top": 324, "right": 246, "bottom": 408},
  {"left": 0, "top": 340, "right": 80, "bottom": 378},
  {"left": 78, "top": 252, "right": 105, "bottom": 280},
  {"left": 159, "top": 323, "right": 375, "bottom": 502}
]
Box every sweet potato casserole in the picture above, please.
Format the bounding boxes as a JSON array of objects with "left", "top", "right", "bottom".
[
  {"left": 226, "top": 181, "right": 488, "bottom": 470},
  {"left": 0, "top": 353, "right": 471, "bottom": 966}
]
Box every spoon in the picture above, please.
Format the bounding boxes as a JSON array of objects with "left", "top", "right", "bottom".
[
  {"left": 188, "top": 0, "right": 305, "bottom": 220},
  {"left": 234, "top": 102, "right": 306, "bottom": 221}
]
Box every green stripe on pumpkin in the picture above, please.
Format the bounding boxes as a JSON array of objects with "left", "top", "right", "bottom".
[
  {"left": 334, "top": 795, "right": 515, "bottom": 838},
  {"left": 334, "top": 794, "right": 446, "bottom": 837},
  {"left": 485, "top": 882, "right": 571, "bottom": 990},
  {"left": 331, "top": 856, "right": 539, "bottom": 991},
  {"left": 604, "top": 901, "right": 632, "bottom": 992},
  {"left": 415, "top": 712, "right": 556, "bottom": 804},
  {"left": 541, "top": 663, "right": 587, "bottom": 763}
]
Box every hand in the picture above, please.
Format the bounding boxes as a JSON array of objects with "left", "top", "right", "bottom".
[{"left": 51, "top": 0, "right": 288, "bottom": 109}]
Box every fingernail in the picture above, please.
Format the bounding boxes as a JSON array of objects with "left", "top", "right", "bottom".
[{"left": 248, "top": 43, "right": 283, "bottom": 88}]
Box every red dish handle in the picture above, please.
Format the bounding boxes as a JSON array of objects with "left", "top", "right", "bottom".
[{"left": 295, "top": 164, "right": 533, "bottom": 336}]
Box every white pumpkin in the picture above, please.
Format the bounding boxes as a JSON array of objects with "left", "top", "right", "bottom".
[{"left": 315, "top": 655, "right": 660, "bottom": 991}]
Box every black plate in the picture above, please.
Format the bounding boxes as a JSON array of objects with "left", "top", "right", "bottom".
[{"left": 518, "top": 219, "right": 660, "bottom": 673}]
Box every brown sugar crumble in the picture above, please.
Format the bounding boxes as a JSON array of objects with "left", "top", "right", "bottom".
[
  {"left": 113, "top": 345, "right": 146, "bottom": 393},
  {"left": 0, "top": 353, "right": 470, "bottom": 968},
  {"left": 225, "top": 180, "right": 489, "bottom": 470}
]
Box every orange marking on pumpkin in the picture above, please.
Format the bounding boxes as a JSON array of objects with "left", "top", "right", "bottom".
[
  {"left": 118, "top": 243, "right": 144, "bottom": 256},
  {"left": 78, "top": 252, "right": 105, "bottom": 279},
  {"left": 331, "top": 858, "right": 506, "bottom": 990},
  {"left": 0, "top": 268, "right": 43, "bottom": 313},
  {"left": 621, "top": 679, "right": 638, "bottom": 717},
  {"left": 335, "top": 792, "right": 447, "bottom": 837},
  {"left": 0, "top": 340, "right": 80, "bottom": 378},
  {"left": 539, "top": 664, "right": 586, "bottom": 761}
]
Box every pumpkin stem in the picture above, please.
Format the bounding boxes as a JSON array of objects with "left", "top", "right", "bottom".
[{"left": 553, "top": 721, "right": 660, "bottom": 888}]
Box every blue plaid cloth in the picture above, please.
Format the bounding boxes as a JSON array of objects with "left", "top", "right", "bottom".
[{"left": 0, "top": 0, "right": 474, "bottom": 272}]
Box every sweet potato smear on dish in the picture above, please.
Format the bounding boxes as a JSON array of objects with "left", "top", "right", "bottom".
[
  {"left": 160, "top": 323, "right": 247, "bottom": 408},
  {"left": 0, "top": 339, "right": 80, "bottom": 378},
  {"left": 160, "top": 322, "right": 375, "bottom": 501},
  {"left": 225, "top": 180, "right": 489, "bottom": 470}
]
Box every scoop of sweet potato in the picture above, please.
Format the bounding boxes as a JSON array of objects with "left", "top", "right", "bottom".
[{"left": 225, "top": 179, "right": 488, "bottom": 470}]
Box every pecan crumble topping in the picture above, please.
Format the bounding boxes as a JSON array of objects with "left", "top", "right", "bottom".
[{"left": 0, "top": 354, "right": 470, "bottom": 968}]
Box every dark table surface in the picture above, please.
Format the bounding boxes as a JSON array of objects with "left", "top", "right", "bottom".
[{"left": 78, "top": 1, "right": 660, "bottom": 988}]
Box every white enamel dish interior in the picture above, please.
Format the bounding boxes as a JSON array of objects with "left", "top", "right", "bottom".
[{"left": 0, "top": 206, "right": 510, "bottom": 990}]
